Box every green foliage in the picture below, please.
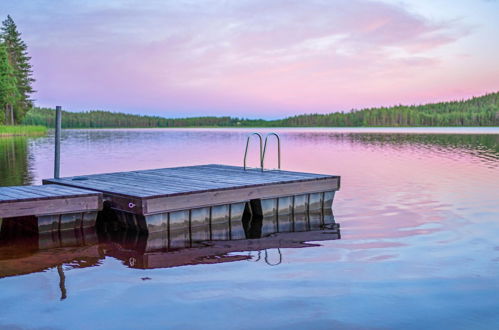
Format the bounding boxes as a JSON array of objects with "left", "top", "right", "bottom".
[
  {"left": 0, "top": 42, "right": 20, "bottom": 124},
  {"left": 23, "top": 108, "right": 245, "bottom": 128},
  {"left": 0, "top": 124, "right": 46, "bottom": 136},
  {"left": 23, "top": 92, "right": 499, "bottom": 128},
  {"left": 0, "top": 15, "right": 35, "bottom": 123},
  {"left": 276, "top": 92, "right": 499, "bottom": 127}
]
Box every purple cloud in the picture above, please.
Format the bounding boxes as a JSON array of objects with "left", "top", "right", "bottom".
[{"left": 1, "top": 0, "right": 491, "bottom": 117}]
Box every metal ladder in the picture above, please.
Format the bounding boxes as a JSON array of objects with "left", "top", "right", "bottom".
[{"left": 243, "top": 132, "right": 281, "bottom": 171}]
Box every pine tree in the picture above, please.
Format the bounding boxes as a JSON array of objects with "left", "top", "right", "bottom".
[
  {"left": 1, "top": 15, "right": 35, "bottom": 123},
  {"left": 0, "top": 42, "right": 20, "bottom": 124}
]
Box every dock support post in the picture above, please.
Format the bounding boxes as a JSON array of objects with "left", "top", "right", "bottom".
[{"left": 54, "top": 105, "right": 62, "bottom": 179}]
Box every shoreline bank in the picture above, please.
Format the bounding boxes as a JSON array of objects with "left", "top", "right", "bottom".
[{"left": 0, "top": 125, "right": 47, "bottom": 137}]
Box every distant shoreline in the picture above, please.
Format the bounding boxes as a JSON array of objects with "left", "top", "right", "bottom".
[
  {"left": 2, "top": 125, "right": 497, "bottom": 138},
  {"left": 22, "top": 91, "right": 499, "bottom": 129},
  {"left": 53, "top": 126, "right": 499, "bottom": 129},
  {"left": 40, "top": 126, "right": 499, "bottom": 136},
  {"left": 0, "top": 125, "right": 47, "bottom": 137}
]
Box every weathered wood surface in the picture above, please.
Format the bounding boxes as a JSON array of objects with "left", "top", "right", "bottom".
[
  {"left": 0, "top": 185, "right": 102, "bottom": 218},
  {"left": 145, "top": 178, "right": 337, "bottom": 214},
  {"left": 43, "top": 164, "right": 340, "bottom": 215}
]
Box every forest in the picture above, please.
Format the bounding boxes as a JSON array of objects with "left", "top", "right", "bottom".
[
  {"left": 23, "top": 92, "right": 499, "bottom": 128},
  {"left": 0, "top": 16, "right": 34, "bottom": 125}
]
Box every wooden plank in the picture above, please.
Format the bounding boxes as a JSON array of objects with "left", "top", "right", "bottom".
[
  {"left": 158, "top": 167, "right": 335, "bottom": 187},
  {"left": 145, "top": 177, "right": 339, "bottom": 214},
  {"left": 99, "top": 172, "right": 220, "bottom": 190},
  {"left": 0, "top": 187, "right": 43, "bottom": 199},
  {"left": 50, "top": 164, "right": 328, "bottom": 185},
  {"left": 135, "top": 169, "right": 305, "bottom": 186},
  {"left": 0, "top": 190, "right": 25, "bottom": 200},
  {"left": 106, "top": 175, "right": 331, "bottom": 200},
  {"left": 99, "top": 172, "right": 238, "bottom": 191},
  {"left": 132, "top": 166, "right": 330, "bottom": 187},
  {"left": 48, "top": 165, "right": 334, "bottom": 191},
  {"left": 79, "top": 175, "right": 174, "bottom": 195},
  {"left": 9, "top": 186, "right": 69, "bottom": 198},
  {"left": 47, "top": 175, "right": 286, "bottom": 198},
  {"left": 43, "top": 179, "right": 152, "bottom": 198},
  {"left": 207, "top": 165, "right": 324, "bottom": 176},
  {"left": 0, "top": 185, "right": 100, "bottom": 196},
  {"left": 0, "top": 195, "right": 102, "bottom": 218},
  {"left": 0, "top": 185, "right": 102, "bottom": 203},
  {"left": 145, "top": 165, "right": 326, "bottom": 181},
  {"left": 196, "top": 164, "right": 329, "bottom": 179}
]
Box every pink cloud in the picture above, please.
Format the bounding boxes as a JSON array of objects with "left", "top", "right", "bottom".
[{"left": 14, "top": 0, "right": 493, "bottom": 117}]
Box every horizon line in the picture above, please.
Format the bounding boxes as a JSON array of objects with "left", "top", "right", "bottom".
[{"left": 36, "top": 90, "right": 498, "bottom": 121}]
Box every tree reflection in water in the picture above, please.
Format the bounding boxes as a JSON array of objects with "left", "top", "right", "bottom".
[{"left": 0, "top": 137, "right": 34, "bottom": 187}]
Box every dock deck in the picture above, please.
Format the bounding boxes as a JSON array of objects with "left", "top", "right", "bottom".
[
  {"left": 0, "top": 185, "right": 102, "bottom": 218},
  {"left": 44, "top": 164, "right": 339, "bottom": 213},
  {"left": 0, "top": 185, "right": 102, "bottom": 233},
  {"left": 43, "top": 164, "right": 340, "bottom": 234}
]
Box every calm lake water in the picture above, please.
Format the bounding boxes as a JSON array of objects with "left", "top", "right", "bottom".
[{"left": 0, "top": 127, "right": 498, "bottom": 329}]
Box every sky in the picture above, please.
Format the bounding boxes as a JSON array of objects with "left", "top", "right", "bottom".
[{"left": 1, "top": 0, "right": 498, "bottom": 118}]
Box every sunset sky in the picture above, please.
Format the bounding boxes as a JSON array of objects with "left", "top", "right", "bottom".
[{"left": 1, "top": 0, "right": 498, "bottom": 118}]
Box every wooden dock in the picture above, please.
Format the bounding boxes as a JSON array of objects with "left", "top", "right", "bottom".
[
  {"left": 0, "top": 185, "right": 102, "bottom": 233},
  {"left": 43, "top": 164, "right": 340, "bottom": 235}
]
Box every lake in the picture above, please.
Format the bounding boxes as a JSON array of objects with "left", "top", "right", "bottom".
[{"left": 0, "top": 127, "right": 498, "bottom": 329}]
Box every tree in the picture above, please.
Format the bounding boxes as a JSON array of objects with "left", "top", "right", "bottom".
[
  {"left": 1, "top": 15, "right": 35, "bottom": 123},
  {"left": 0, "top": 42, "right": 20, "bottom": 124}
]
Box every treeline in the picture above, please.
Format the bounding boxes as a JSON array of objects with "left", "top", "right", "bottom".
[
  {"left": 23, "top": 108, "right": 260, "bottom": 128},
  {"left": 277, "top": 92, "right": 499, "bottom": 127},
  {"left": 23, "top": 92, "right": 499, "bottom": 128},
  {"left": 0, "top": 16, "right": 34, "bottom": 125},
  {"left": 23, "top": 107, "right": 274, "bottom": 128}
]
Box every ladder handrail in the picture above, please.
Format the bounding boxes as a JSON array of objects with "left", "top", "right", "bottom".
[
  {"left": 243, "top": 132, "right": 263, "bottom": 171},
  {"left": 262, "top": 132, "right": 281, "bottom": 170},
  {"left": 264, "top": 248, "right": 282, "bottom": 266}
]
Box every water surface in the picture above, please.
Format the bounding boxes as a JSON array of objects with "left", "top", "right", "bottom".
[{"left": 0, "top": 127, "right": 498, "bottom": 329}]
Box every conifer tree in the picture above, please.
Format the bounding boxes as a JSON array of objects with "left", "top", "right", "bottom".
[
  {"left": 1, "top": 15, "right": 35, "bottom": 123},
  {"left": 0, "top": 42, "right": 20, "bottom": 124}
]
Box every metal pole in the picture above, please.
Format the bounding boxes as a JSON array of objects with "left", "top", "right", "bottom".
[{"left": 54, "top": 106, "right": 62, "bottom": 179}]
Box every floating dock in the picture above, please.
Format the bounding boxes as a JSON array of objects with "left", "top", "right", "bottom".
[
  {"left": 0, "top": 185, "right": 102, "bottom": 233},
  {"left": 42, "top": 164, "right": 340, "bottom": 236}
]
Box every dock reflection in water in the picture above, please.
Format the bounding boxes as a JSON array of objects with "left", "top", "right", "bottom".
[
  {"left": 103, "top": 225, "right": 340, "bottom": 269},
  {"left": 0, "top": 210, "right": 340, "bottom": 298}
]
